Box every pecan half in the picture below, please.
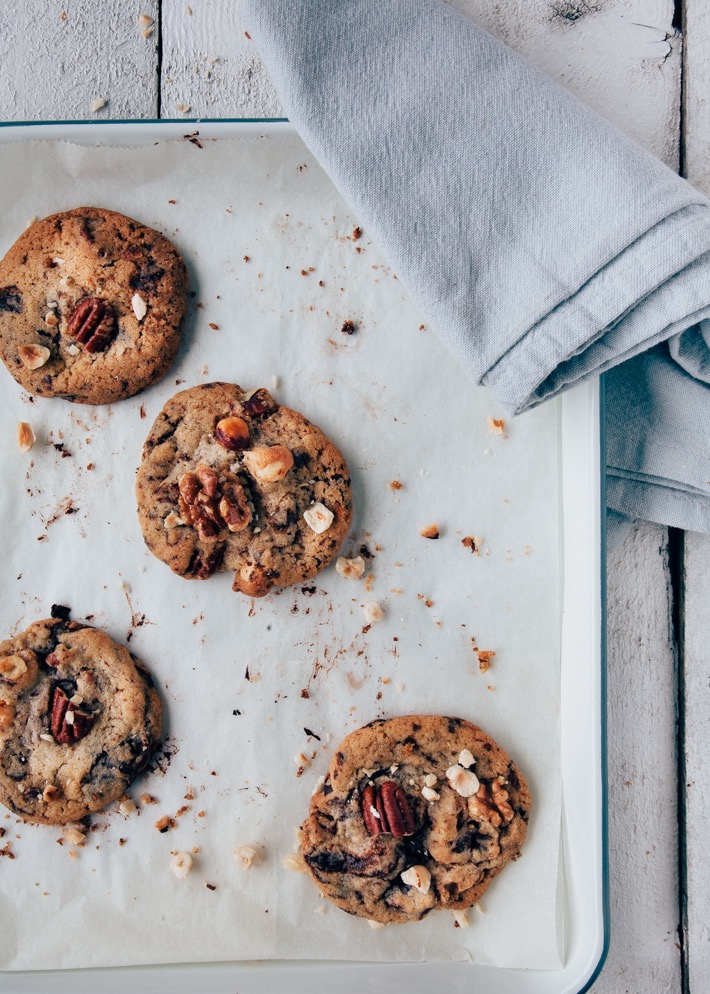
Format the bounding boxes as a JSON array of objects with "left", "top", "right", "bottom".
[
  {"left": 241, "top": 388, "right": 277, "bottom": 418},
  {"left": 362, "top": 780, "right": 415, "bottom": 838},
  {"left": 179, "top": 466, "right": 251, "bottom": 540},
  {"left": 49, "top": 686, "right": 96, "bottom": 745},
  {"left": 66, "top": 297, "right": 116, "bottom": 353}
]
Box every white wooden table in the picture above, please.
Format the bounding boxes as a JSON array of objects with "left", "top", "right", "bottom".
[{"left": 0, "top": 2, "right": 708, "bottom": 990}]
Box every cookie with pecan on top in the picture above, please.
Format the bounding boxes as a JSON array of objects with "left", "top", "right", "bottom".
[
  {"left": 300, "top": 715, "right": 530, "bottom": 925},
  {"left": 136, "top": 382, "right": 353, "bottom": 597},
  {"left": 0, "top": 618, "right": 162, "bottom": 825},
  {"left": 0, "top": 207, "right": 188, "bottom": 404}
]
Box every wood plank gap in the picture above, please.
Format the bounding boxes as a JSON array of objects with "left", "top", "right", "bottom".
[
  {"left": 668, "top": 526, "right": 690, "bottom": 994},
  {"left": 676, "top": 0, "right": 687, "bottom": 178},
  {"left": 157, "top": 0, "right": 164, "bottom": 119}
]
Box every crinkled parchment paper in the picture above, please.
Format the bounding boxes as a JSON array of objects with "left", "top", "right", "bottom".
[{"left": 0, "top": 133, "right": 562, "bottom": 970}]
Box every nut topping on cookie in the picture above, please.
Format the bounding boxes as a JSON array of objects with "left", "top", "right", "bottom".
[
  {"left": 242, "top": 445, "right": 294, "bottom": 483},
  {"left": 49, "top": 685, "right": 96, "bottom": 745},
  {"left": 0, "top": 702, "right": 16, "bottom": 730},
  {"left": 303, "top": 502, "right": 334, "bottom": 534},
  {"left": 401, "top": 865, "right": 431, "bottom": 894},
  {"left": 67, "top": 297, "right": 116, "bottom": 353},
  {"left": 214, "top": 416, "right": 250, "bottom": 451},
  {"left": 18, "top": 343, "right": 50, "bottom": 369},
  {"left": 179, "top": 466, "right": 251, "bottom": 539},
  {"left": 0, "top": 655, "right": 29, "bottom": 682},
  {"left": 362, "top": 780, "right": 415, "bottom": 838},
  {"left": 241, "top": 387, "right": 277, "bottom": 418},
  {"left": 445, "top": 763, "right": 480, "bottom": 798}
]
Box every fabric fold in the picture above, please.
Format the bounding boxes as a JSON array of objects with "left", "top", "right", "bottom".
[{"left": 243, "top": 0, "right": 710, "bottom": 533}]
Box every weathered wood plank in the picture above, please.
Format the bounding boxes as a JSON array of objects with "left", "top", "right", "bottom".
[
  {"left": 0, "top": 0, "right": 159, "bottom": 121},
  {"left": 680, "top": 5, "right": 710, "bottom": 986},
  {"left": 597, "top": 523, "right": 681, "bottom": 993}
]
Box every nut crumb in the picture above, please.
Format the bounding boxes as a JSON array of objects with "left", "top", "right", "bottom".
[
  {"left": 303, "top": 502, "right": 334, "bottom": 534},
  {"left": 17, "top": 422, "right": 35, "bottom": 453},
  {"left": 368, "top": 920, "right": 386, "bottom": 930},
  {"left": 233, "top": 844, "right": 261, "bottom": 869},
  {"left": 335, "top": 555, "right": 365, "bottom": 580},
  {"left": 487, "top": 417, "right": 506, "bottom": 436},
  {"left": 474, "top": 648, "right": 496, "bottom": 674},
  {"left": 18, "top": 344, "right": 50, "bottom": 370},
  {"left": 175, "top": 103, "right": 191, "bottom": 114},
  {"left": 90, "top": 97, "right": 106, "bottom": 113},
  {"left": 401, "top": 864, "right": 431, "bottom": 894},
  {"left": 64, "top": 827, "right": 85, "bottom": 847},
  {"left": 118, "top": 797, "right": 137, "bottom": 816},
  {"left": 141, "top": 793, "right": 157, "bottom": 805},
  {"left": 154, "top": 815, "right": 176, "bottom": 833},
  {"left": 282, "top": 852, "right": 307, "bottom": 873},
  {"left": 170, "top": 851, "right": 193, "bottom": 878},
  {"left": 131, "top": 293, "right": 147, "bottom": 322},
  {"left": 341, "top": 319, "right": 356, "bottom": 335},
  {"left": 363, "top": 601, "right": 384, "bottom": 624},
  {"left": 419, "top": 523, "right": 440, "bottom": 540},
  {"left": 446, "top": 764, "right": 479, "bottom": 798},
  {"left": 388, "top": 480, "right": 403, "bottom": 491},
  {"left": 452, "top": 910, "right": 469, "bottom": 928}
]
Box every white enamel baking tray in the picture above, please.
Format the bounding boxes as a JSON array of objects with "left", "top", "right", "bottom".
[{"left": 0, "top": 120, "right": 607, "bottom": 994}]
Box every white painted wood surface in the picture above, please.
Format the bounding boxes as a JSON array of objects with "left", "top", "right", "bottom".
[{"left": 0, "top": 1, "right": 701, "bottom": 992}]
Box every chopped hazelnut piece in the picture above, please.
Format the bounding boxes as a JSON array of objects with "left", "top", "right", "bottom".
[
  {"left": 64, "top": 827, "right": 86, "bottom": 847},
  {"left": 90, "top": 96, "right": 106, "bottom": 113},
  {"left": 401, "top": 864, "right": 431, "bottom": 894},
  {"left": 452, "top": 909, "right": 470, "bottom": 928},
  {"left": 0, "top": 655, "right": 28, "bottom": 682},
  {"left": 446, "top": 765, "right": 480, "bottom": 798},
  {"left": 242, "top": 445, "right": 294, "bottom": 483},
  {"left": 487, "top": 417, "right": 506, "bottom": 435},
  {"left": 18, "top": 344, "right": 50, "bottom": 370},
  {"left": 423, "top": 773, "right": 437, "bottom": 788},
  {"left": 458, "top": 749, "right": 475, "bottom": 769},
  {"left": 44, "top": 311, "right": 59, "bottom": 327},
  {"left": 367, "top": 920, "right": 386, "bottom": 929},
  {"left": 335, "top": 555, "right": 365, "bottom": 579},
  {"left": 421, "top": 786, "right": 439, "bottom": 801},
  {"left": 138, "top": 13, "right": 154, "bottom": 27},
  {"left": 170, "top": 851, "right": 193, "bottom": 878},
  {"left": 131, "top": 293, "right": 148, "bottom": 322},
  {"left": 155, "top": 815, "right": 175, "bottom": 832},
  {"left": 303, "top": 502, "right": 334, "bottom": 534},
  {"left": 282, "top": 852, "right": 307, "bottom": 873},
  {"left": 233, "top": 844, "right": 261, "bottom": 869},
  {"left": 119, "top": 797, "right": 137, "bottom": 816},
  {"left": 42, "top": 785, "right": 61, "bottom": 802},
  {"left": 419, "top": 523, "right": 440, "bottom": 540},
  {"left": 214, "top": 416, "right": 250, "bottom": 451},
  {"left": 363, "top": 601, "right": 384, "bottom": 624}
]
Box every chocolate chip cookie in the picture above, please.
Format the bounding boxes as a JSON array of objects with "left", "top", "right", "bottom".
[
  {"left": 0, "top": 207, "right": 188, "bottom": 404},
  {"left": 300, "top": 715, "right": 530, "bottom": 924},
  {"left": 136, "top": 382, "right": 353, "bottom": 597},
  {"left": 0, "top": 618, "right": 162, "bottom": 825}
]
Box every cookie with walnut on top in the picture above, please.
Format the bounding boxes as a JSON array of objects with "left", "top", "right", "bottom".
[
  {"left": 136, "top": 382, "right": 353, "bottom": 597},
  {"left": 0, "top": 207, "right": 188, "bottom": 404}
]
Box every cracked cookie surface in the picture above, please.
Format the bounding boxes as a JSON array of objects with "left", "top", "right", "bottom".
[
  {"left": 0, "top": 207, "right": 188, "bottom": 404},
  {"left": 0, "top": 619, "right": 162, "bottom": 825},
  {"left": 301, "top": 714, "right": 530, "bottom": 924},
  {"left": 136, "top": 382, "right": 353, "bottom": 596}
]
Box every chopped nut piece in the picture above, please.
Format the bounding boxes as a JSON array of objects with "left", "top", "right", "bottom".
[
  {"left": 311, "top": 775, "right": 326, "bottom": 796},
  {"left": 242, "top": 445, "right": 294, "bottom": 483},
  {"left": 303, "top": 502, "right": 334, "bottom": 534},
  {"left": 401, "top": 864, "right": 431, "bottom": 894},
  {"left": 421, "top": 786, "right": 440, "bottom": 801},
  {"left": 367, "top": 920, "right": 386, "bottom": 929},
  {"left": 66, "top": 344, "right": 80, "bottom": 356},
  {"left": 90, "top": 97, "right": 106, "bottom": 113},
  {"left": 476, "top": 649, "right": 496, "bottom": 674},
  {"left": 175, "top": 103, "right": 191, "bottom": 113},
  {"left": 119, "top": 797, "right": 137, "bottom": 816},
  {"left": 233, "top": 844, "right": 261, "bottom": 869},
  {"left": 423, "top": 773, "right": 437, "bottom": 788},
  {"left": 18, "top": 344, "right": 50, "bottom": 370},
  {"left": 138, "top": 13, "right": 154, "bottom": 27},
  {"left": 458, "top": 749, "right": 475, "bottom": 769},
  {"left": 0, "top": 703, "right": 16, "bottom": 730},
  {"left": 131, "top": 292, "right": 148, "bottom": 322},
  {"left": 141, "top": 793, "right": 157, "bottom": 805},
  {"left": 164, "top": 511, "right": 183, "bottom": 529},
  {"left": 39, "top": 733, "right": 54, "bottom": 742},
  {"left": 214, "top": 416, "right": 249, "bottom": 451},
  {"left": 282, "top": 852, "right": 307, "bottom": 873},
  {"left": 335, "top": 555, "right": 366, "bottom": 580},
  {"left": 452, "top": 909, "right": 470, "bottom": 928},
  {"left": 419, "top": 523, "right": 440, "bottom": 540},
  {"left": 0, "top": 655, "right": 28, "bottom": 682},
  {"left": 64, "top": 827, "right": 86, "bottom": 847},
  {"left": 446, "top": 765, "right": 480, "bottom": 798},
  {"left": 42, "top": 785, "right": 60, "bottom": 802},
  {"left": 388, "top": 480, "right": 403, "bottom": 491},
  {"left": 461, "top": 535, "right": 480, "bottom": 554},
  {"left": 44, "top": 311, "right": 59, "bottom": 327},
  {"left": 155, "top": 815, "right": 175, "bottom": 832},
  {"left": 170, "top": 851, "right": 193, "bottom": 878},
  {"left": 487, "top": 417, "right": 506, "bottom": 435},
  {"left": 363, "top": 601, "right": 384, "bottom": 624}
]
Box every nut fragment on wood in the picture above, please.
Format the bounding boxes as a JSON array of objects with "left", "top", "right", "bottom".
[
  {"left": 17, "top": 422, "right": 35, "bottom": 452},
  {"left": 90, "top": 97, "right": 106, "bottom": 113}
]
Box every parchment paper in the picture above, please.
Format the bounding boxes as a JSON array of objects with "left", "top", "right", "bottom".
[{"left": 0, "top": 133, "right": 562, "bottom": 970}]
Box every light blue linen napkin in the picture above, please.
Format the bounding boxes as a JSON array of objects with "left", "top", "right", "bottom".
[{"left": 244, "top": 0, "right": 710, "bottom": 535}]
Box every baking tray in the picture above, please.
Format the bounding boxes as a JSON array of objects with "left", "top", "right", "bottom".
[{"left": 0, "top": 120, "right": 607, "bottom": 994}]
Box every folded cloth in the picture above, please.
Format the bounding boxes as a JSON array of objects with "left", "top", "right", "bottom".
[{"left": 243, "top": 0, "right": 710, "bottom": 534}]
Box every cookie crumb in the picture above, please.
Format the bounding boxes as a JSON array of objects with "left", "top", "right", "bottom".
[
  {"left": 461, "top": 535, "right": 480, "bottom": 554},
  {"left": 205, "top": 882, "right": 217, "bottom": 891},
  {"left": 64, "top": 827, "right": 86, "bottom": 847},
  {"left": 154, "top": 815, "right": 176, "bottom": 833},
  {"left": 282, "top": 852, "right": 307, "bottom": 873},
  {"left": 419, "top": 523, "right": 440, "bottom": 540},
  {"left": 388, "top": 479, "right": 403, "bottom": 491},
  {"left": 118, "top": 797, "right": 137, "bottom": 816},
  {"left": 363, "top": 601, "right": 384, "bottom": 624},
  {"left": 340, "top": 319, "right": 356, "bottom": 335}
]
